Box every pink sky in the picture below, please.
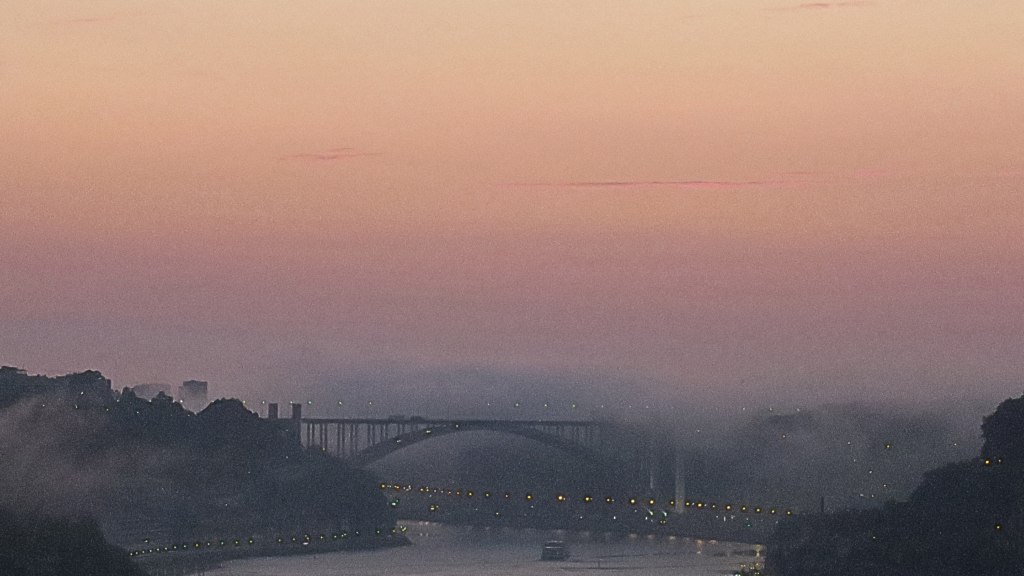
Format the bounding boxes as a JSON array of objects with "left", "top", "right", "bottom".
[{"left": 1, "top": 0, "right": 1022, "bottom": 408}]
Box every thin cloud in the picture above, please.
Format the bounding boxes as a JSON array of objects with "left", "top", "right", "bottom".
[
  {"left": 53, "top": 16, "right": 120, "bottom": 24},
  {"left": 280, "top": 147, "right": 383, "bottom": 162},
  {"left": 771, "top": 1, "right": 875, "bottom": 11},
  {"left": 45, "top": 11, "right": 149, "bottom": 26},
  {"left": 501, "top": 179, "right": 817, "bottom": 190},
  {"left": 853, "top": 168, "right": 890, "bottom": 178}
]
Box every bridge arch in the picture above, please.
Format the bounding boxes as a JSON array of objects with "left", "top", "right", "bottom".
[
  {"left": 344, "top": 421, "right": 610, "bottom": 467},
  {"left": 294, "top": 417, "right": 676, "bottom": 502}
]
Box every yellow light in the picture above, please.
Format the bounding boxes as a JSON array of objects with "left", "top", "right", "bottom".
[
  {"left": 557, "top": 494, "right": 566, "bottom": 502},
  {"left": 584, "top": 495, "right": 593, "bottom": 503},
  {"left": 526, "top": 493, "right": 533, "bottom": 500}
]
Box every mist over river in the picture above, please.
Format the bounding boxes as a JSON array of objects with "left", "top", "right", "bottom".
[{"left": 206, "top": 521, "right": 760, "bottom": 576}]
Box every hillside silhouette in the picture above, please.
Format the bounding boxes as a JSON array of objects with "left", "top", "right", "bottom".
[
  {"left": 0, "top": 366, "right": 393, "bottom": 551},
  {"left": 768, "top": 394, "right": 1024, "bottom": 575}
]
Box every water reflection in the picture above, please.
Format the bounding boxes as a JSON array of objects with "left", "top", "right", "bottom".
[{"left": 207, "top": 521, "right": 759, "bottom": 576}]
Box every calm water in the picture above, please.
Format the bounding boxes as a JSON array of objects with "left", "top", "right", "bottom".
[{"left": 206, "top": 521, "right": 762, "bottom": 576}]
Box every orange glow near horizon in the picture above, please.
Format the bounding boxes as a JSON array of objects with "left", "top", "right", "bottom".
[{"left": 1, "top": 0, "right": 1022, "bottom": 406}]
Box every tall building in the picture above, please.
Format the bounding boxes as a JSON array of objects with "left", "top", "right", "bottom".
[
  {"left": 130, "top": 383, "right": 171, "bottom": 400},
  {"left": 178, "top": 380, "right": 209, "bottom": 413}
]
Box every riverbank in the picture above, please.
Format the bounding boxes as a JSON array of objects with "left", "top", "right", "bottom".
[{"left": 132, "top": 528, "right": 410, "bottom": 575}]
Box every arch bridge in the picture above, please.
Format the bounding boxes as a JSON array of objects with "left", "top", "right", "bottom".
[
  {"left": 300, "top": 417, "right": 608, "bottom": 467},
  {"left": 284, "top": 412, "right": 682, "bottom": 506}
]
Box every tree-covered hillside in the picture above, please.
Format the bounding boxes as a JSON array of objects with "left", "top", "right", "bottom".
[{"left": 767, "top": 395, "right": 1024, "bottom": 576}]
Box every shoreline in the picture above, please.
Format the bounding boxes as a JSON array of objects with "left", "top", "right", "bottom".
[{"left": 132, "top": 529, "right": 410, "bottom": 576}]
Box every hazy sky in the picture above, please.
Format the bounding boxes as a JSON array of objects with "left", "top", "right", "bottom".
[{"left": 2, "top": 0, "right": 1022, "bottom": 409}]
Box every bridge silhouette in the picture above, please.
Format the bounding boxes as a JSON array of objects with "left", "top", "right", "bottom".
[{"left": 266, "top": 403, "right": 683, "bottom": 507}]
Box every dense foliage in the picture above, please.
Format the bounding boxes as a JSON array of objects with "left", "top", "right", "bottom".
[
  {"left": 0, "top": 366, "right": 393, "bottom": 549},
  {"left": 0, "top": 507, "right": 144, "bottom": 576}
]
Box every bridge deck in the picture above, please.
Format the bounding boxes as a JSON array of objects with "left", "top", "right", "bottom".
[{"left": 301, "top": 418, "right": 601, "bottom": 426}]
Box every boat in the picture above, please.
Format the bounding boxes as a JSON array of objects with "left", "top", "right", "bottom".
[{"left": 541, "top": 540, "right": 569, "bottom": 561}]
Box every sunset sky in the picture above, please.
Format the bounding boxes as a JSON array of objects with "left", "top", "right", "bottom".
[{"left": 1, "top": 1, "right": 1022, "bottom": 409}]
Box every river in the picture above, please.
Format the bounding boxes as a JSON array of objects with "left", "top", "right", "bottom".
[{"left": 205, "top": 521, "right": 762, "bottom": 576}]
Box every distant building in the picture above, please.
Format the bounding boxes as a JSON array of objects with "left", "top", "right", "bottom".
[
  {"left": 178, "top": 380, "right": 209, "bottom": 413},
  {"left": 130, "top": 383, "right": 171, "bottom": 400}
]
